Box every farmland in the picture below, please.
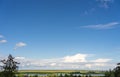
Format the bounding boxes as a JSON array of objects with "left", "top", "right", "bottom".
[{"left": 16, "top": 70, "right": 105, "bottom": 77}]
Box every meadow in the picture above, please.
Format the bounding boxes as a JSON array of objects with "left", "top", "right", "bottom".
[{"left": 16, "top": 70, "right": 105, "bottom": 77}]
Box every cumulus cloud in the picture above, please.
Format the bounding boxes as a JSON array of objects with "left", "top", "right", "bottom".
[
  {"left": 82, "top": 22, "right": 119, "bottom": 29},
  {"left": 0, "top": 40, "right": 7, "bottom": 44},
  {"left": 96, "top": 0, "right": 114, "bottom": 8},
  {"left": 14, "top": 53, "right": 114, "bottom": 70},
  {"left": 63, "top": 54, "right": 87, "bottom": 63},
  {"left": 14, "top": 42, "right": 27, "bottom": 50}
]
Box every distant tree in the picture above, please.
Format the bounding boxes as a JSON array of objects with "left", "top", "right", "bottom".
[
  {"left": 24, "top": 75, "right": 28, "bottom": 77},
  {"left": 114, "top": 63, "right": 120, "bottom": 77},
  {"left": 0, "top": 54, "right": 20, "bottom": 77},
  {"left": 89, "top": 74, "right": 92, "bottom": 77},
  {"left": 78, "top": 75, "right": 81, "bottom": 77},
  {"left": 85, "top": 75, "right": 88, "bottom": 77},
  {"left": 104, "top": 63, "right": 120, "bottom": 77},
  {"left": 69, "top": 73, "right": 73, "bottom": 77},
  {"left": 64, "top": 74, "right": 69, "bottom": 77},
  {"left": 33, "top": 74, "right": 38, "bottom": 77},
  {"left": 105, "top": 69, "right": 114, "bottom": 77},
  {"left": 73, "top": 75, "right": 77, "bottom": 77},
  {"left": 59, "top": 73, "right": 63, "bottom": 77}
]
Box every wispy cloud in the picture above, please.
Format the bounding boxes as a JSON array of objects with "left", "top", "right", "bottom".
[
  {"left": 0, "top": 35, "right": 4, "bottom": 38},
  {"left": 82, "top": 22, "right": 119, "bottom": 29},
  {"left": 96, "top": 0, "right": 114, "bottom": 8},
  {"left": 81, "top": 0, "right": 114, "bottom": 15},
  {"left": 82, "top": 8, "right": 95, "bottom": 15},
  {"left": 0, "top": 34, "right": 7, "bottom": 44},
  {"left": 92, "top": 58, "right": 112, "bottom": 62},
  {"left": 0, "top": 40, "right": 7, "bottom": 44},
  {"left": 14, "top": 53, "right": 114, "bottom": 70},
  {"left": 14, "top": 42, "right": 27, "bottom": 50}
]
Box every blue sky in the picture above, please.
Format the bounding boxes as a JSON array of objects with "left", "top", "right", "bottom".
[{"left": 0, "top": 0, "right": 120, "bottom": 70}]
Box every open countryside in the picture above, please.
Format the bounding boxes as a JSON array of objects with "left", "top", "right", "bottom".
[
  {"left": 0, "top": 54, "right": 120, "bottom": 77},
  {"left": 0, "top": 0, "right": 120, "bottom": 77}
]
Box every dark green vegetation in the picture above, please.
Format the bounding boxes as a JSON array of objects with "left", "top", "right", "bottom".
[{"left": 104, "top": 63, "right": 120, "bottom": 77}]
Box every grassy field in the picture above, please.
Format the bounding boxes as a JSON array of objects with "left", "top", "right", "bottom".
[
  {"left": 16, "top": 70, "right": 106, "bottom": 77},
  {"left": 18, "top": 70, "right": 105, "bottom": 74}
]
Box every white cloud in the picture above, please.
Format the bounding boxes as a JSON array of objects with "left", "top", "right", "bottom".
[
  {"left": 0, "top": 34, "right": 7, "bottom": 44},
  {"left": 84, "top": 58, "right": 112, "bottom": 68},
  {"left": 50, "top": 63, "right": 56, "bottom": 66},
  {"left": 82, "top": 22, "right": 119, "bottom": 29},
  {"left": 0, "top": 40, "right": 7, "bottom": 44},
  {"left": 85, "top": 64, "right": 92, "bottom": 68},
  {"left": 0, "top": 35, "right": 4, "bottom": 38},
  {"left": 96, "top": 0, "right": 114, "bottom": 8},
  {"left": 63, "top": 54, "right": 87, "bottom": 63},
  {"left": 15, "top": 57, "right": 25, "bottom": 60},
  {"left": 14, "top": 42, "right": 27, "bottom": 50},
  {"left": 92, "top": 58, "right": 112, "bottom": 62}
]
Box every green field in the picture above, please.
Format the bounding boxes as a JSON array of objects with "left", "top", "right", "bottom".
[{"left": 16, "top": 70, "right": 105, "bottom": 77}]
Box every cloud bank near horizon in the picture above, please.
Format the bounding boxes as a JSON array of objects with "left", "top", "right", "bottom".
[{"left": 13, "top": 53, "right": 115, "bottom": 70}]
